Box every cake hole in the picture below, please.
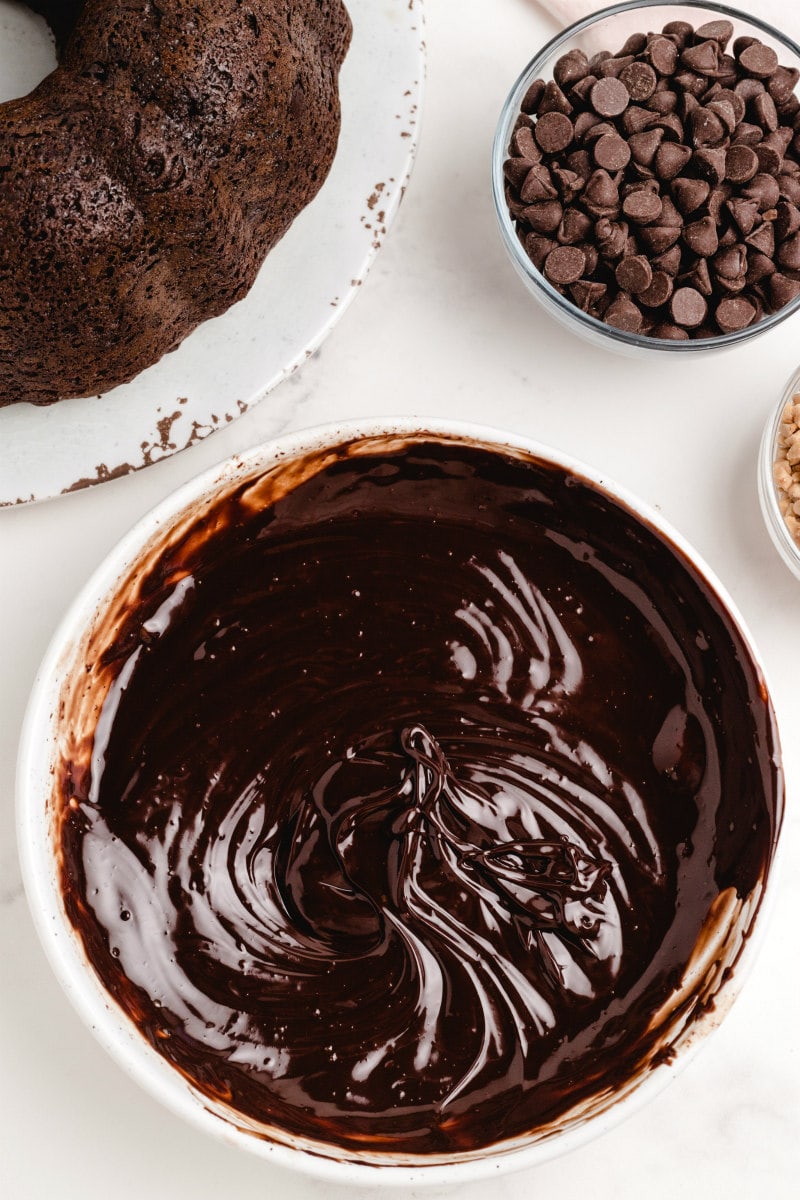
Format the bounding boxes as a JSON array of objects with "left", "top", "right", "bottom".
[{"left": 0, "top": 1, "right": 57, "bottom": 103}]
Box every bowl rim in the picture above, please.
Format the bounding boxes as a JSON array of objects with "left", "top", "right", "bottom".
[
  {"left": 758, "top": 364, "right": 800, "bottom": 580},
  {"left": 16, "top": 415, "right": 785, "bottom": 1186},
  {"left": 492, "top": 0, "right": 800, "bottom": 354}
]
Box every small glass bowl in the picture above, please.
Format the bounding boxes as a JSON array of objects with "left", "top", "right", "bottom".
[
  {"left": 492, "top": 1, "right": 800, "bottom": 356},
  {"left": 758, "top": 366, "right": 800, "bottom": 581}
]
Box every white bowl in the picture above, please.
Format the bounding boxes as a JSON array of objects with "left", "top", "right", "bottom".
[{"left": 17, "top": 418, "right": 784, "bottom": 1186}]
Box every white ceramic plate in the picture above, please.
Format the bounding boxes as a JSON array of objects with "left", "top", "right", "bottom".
[{"left": 0, "top": 0, "right": 424, "bottom": 505}]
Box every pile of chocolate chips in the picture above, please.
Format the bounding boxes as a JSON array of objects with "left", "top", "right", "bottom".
[{"left": 504, "top": 18, "right": 800, "bottom": 339}]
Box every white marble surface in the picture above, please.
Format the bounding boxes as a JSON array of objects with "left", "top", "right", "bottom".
[{"left": 1, "top": 1, "right": 800, "bottom": 1196}]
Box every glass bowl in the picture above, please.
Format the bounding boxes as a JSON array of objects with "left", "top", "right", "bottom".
[
  {"left": 758, "top": 365, "right": 800, "bottom": 580},
  {"left": 492, "top": 1, "right": 800, "bottom": 355}
]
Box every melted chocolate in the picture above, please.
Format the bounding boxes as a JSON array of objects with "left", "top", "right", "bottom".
[{"left": 57, "top": 438, "right": 781, "bottom": 1156}]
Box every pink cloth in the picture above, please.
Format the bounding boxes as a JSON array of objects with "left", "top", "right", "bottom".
[{"left": 535, "top": 0, "right": 797, "bottom": 40}]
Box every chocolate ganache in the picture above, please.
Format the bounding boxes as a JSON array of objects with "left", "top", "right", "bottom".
[{"left": 57, "top": 436, "right": 781, "bottom": 1157}]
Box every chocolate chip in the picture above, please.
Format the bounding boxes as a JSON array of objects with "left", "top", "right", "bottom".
[
  {"left": 716, "top": 87, "right": 747, "bottom": 124},
  {"left": 521, "top": 78, "right": 545, "bottom": 115},
  {"left": 683, "top": 215, "right": 719, "bottom": 256},
  {"left": 706, "top": 98, "right": 738, "bottom": 135},
  {"left": 621, "top": 32, "right": 648, "bottom": 56},
  {"left": 662, "top": 21, "right": 694, "bottom": 50},
  {"left": 561, "top": 152, "right": 590, "bottom": 187},
  {"left": 732, "top": 120, "right": 763, "bottom": 146},
  {"left": 554, "top": 49, "right": 590, "bottom": 88},
  {"left": 725, "top": 144, "right": 759, "bottom": 183},
  {"left": 579, "top": 242, "right": 599, "bottom": 276},
  {"left": 746, "top": 250, "right": 776, "bottom": 285},
  {"left": 523, "top": 200, "right": 563, "bottom": 234},
  {"left": 535, "top": 111, "right": 574, "bottom": 153},
  {"left": 558, "top": 206, "right": 592, "bottom": 244},
  {"left": 674, "top": 71, "right": 708, "bottom": 99},
  {"left": 539, "top": 81, "right": 573, "bottom": 117},
  {"left": 598, "top": 55, "right": 635, "bottom": 81},
  {"left": 652, "top": 244, "right": 682, "bottom": 275},
  {"left": 622, "top": 105, "right": 659, "bottom": 135},
  {"left": 629, "top": 128, "right": 664, "bottom": 166},
  {"left": 694, "top": 147, "right": 727, "bottom": 183},
  {"left": 753, "top": 91, "right": 779, "bottom": 132},
  {"left": 570, "top": 279, "right": 607, "bottom": 313},
  {"left": 648, "top": 37, "right": 678, "bottom": 76},
  {"left": 660, "top": 195, "right": 683, "bottom": 228},
  {"left": 511, "top": 125, "right": 540, "bottom": 162},
  {"left": 638, "top": 270, "right": 673, "bottom": 307},
  {"left": 735, "top": 76, "right": 764, "bottom": 101},
  {"left": 746, "top": 221, "right": 775, "bottom": 257},
  {"left": 695, "top": 20, "right": 734, "bottom": 49},
  {"left": 713, "top": 244, "right": 748, "bottom": 280},
  {"left": 604, "top": 293, "right": 643, "bottom": 330},
  {"left": 615, "top": 254, "right": 653, "bottom": 293},
  {"left": 681, "top": 41, "right": 720, "bottom": 76},
  {"left": 524, "top": 234, "right": 557, "bottom": 270},
  {"left": 520, "top": 164, "right": 558, "bottom": 203},
  {"left": 544, "top": 244, "right": 587, "bottom": 284},
  {"left": 650, "top": 322, "right": 690, "bottom": 339},
  {"left": 707, "top": 184, "right": 733, "bottom": 223},
  {"left": 583, "top": 169, "right": 621, "bottom": 217},
  {"left": 590, "top": 77, "right": 630, "bottom": 117},
  {"left": 769, "top": 66, "right": 800, "bottom": 106},
  {"left": 726, "top": 196, "right": 760, "bottom": 233},
  {"left": 574, "top": 111, "right": 603, "bottom": 142},
  {"left": 595, "top": 217, "right": 629, "bottom": 259},
  {"left": 689, "top": 107, "right": 726, "bottom": 148},
  {"left": 671, "top": 286, "right": 708, "bottom": 326},
  {"left": 593, "top": 133, "right": 632, "bottom": 171},
  {"left": 769, "top": 272, "right": 800, "bottom": 306},
  {"left": 685, "top": 256, "right": 713, "bottom": 295},
  {"left": 647, "top": 89, "right": 679, "bottom": 116},
  {"left": 779, "top": 172, "right": 800, "bottom": 204},
  {"left": 742, "top": 172, "right": 781, "bottom": 209},
  {"left": 623, "top": 188, "right": 663, "bottom": 223},
  {"left": 775, "top": 199, "right": 800, "bottom": 240},
  {"left": 582, "top": 120, "right": 617, "bottom": 145},
  {"left": 655, "top": 141, "right": 692, "bottom": 179},
  {"left": 672, "top": 176, "right": 711, "bottom": 214},
  {"left": 652, "top": 113, "right": 685, "bottom": 142},
  {"left": 755, "top": 140, "right": 784, "bottom": 176},
  {"left": 777, "top": 230, "right": 800, "bottom": 270},
  {"left": 738, "top": 41, "right": 779, "bottom": 79},
  {"left": 715, "top": 296, "right": 756, "bottom": 330},
  {"left": 505, "top": 160, "right": 532, "bottom": 192},
  {"left": 619, "top": 60, "right": 658, "bottom": 103},
  {"left": 571, "top": 74, "right": 599, "bottom": 105},
  {"left": 551, "top": 167, "right": 585, "bottom": 204},
  {"left": 638, "top": 224, "right": 682, "bottom": 254}
]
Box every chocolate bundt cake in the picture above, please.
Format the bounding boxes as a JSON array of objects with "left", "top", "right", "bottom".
[{"left": 0, "top": 1, "right": 351, "bottom": 407}]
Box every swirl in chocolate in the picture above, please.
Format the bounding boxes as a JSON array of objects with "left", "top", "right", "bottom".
[{"left": 57, "top": 437, "right": 780, "bottom": 1157}]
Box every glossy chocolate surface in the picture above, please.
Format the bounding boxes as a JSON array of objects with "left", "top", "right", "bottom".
[{"left": 57, "top": 437, "right": 780, "bottom": 1155}]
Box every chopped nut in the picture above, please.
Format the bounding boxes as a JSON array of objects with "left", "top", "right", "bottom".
[
  {"left": 773, "top": 391, "right": 800, "bottom": 550},
  {"left": 774, "top": 459, "right": 793, "bottom": 489}
]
